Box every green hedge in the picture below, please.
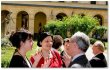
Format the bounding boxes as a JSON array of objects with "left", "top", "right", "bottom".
[
  {"left": 90, "top": 38, "right": 97, "bottom": 45},
  {"left": 44, "top": 14, "right": 99, "bottom": 38},
  {"left": 92, "top": 26, "right": 107, "bottom": 40},
  {"left": 1, "top": 47, "right": 15, "bottom": 67}
]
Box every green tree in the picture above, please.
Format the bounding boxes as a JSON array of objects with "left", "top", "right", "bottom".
[{"left": 44, "top": 14, "right": 99, "bottom": 38}]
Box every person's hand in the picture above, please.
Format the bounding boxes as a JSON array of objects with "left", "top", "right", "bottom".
[
  {"left": 34, "top": 52, "right": 42, "bottom": 62},
  {"left": 41, "top": 57, "right": 51, "bottom": 68},
  {"left": 32, "top": 52, "right": 42, "bottom": 67},
  {"left": 62, "top": 53, "right": 71, "bottom": 67}
]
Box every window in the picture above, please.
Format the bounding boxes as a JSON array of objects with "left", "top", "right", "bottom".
[
  {"left": 56, "top": 13, "right": 67, "bottom": 21},
  {"left": 106, "top": 1, "right": 108, "bottom": 5},
  {"left": 72, "top": 1, "right": 78, "bottom": 3},
  {"left": 59, "top": 1, "right": 64, "bottom": 2},
  {"left": 94, "top": 15, "right": 103, "bottom": 26},
  {"left": 91, "top": 1, "right": 96, "bottom": 4}
]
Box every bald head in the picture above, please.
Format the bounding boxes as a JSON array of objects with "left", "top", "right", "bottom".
[{"left": 93, "top": 41, "right": 105, "bottom": 52}]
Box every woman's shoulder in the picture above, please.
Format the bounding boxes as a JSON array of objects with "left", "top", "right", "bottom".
[
  {"left": 9, "top": 55, "right": 24, "bottom": 67},
  {"left": 51, "top": 49, "right": 58, "bottom": 54},
  {"left": 9, "top": 55, "right": 30, "bottom": 67},
  {"left": 51, "top": 49, "right": 61, "bottom": 57}
]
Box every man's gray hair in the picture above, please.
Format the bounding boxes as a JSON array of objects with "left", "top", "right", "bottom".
[{"left": 71, "top": 31, "right": 90, "bottom": 52}]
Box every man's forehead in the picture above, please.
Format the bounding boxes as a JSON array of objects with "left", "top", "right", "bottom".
[
  {"left": 69, "top": 38, "right": 75, "bottom": 42},
  {"left": 93, "top": 44, "right": 97, "bottom": 47},
  {"left": 69, "top": 38, "right": 72, "bottom": 40}
]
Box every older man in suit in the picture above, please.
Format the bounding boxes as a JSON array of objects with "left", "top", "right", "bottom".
[
  {"left": 63, "top": 31, "right": 91, "bottom": 68},
  {"left": 89, "top": 41, "right": 107, "bottom": 67}
]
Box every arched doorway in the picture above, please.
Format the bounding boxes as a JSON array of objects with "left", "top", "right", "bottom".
[
  {"left": 1, "top": 10, "right": 10, "bottom": 37},
  {"left": 94, "top": 15, "right": 103, "bottom": 26},
  {"left": 16, "top": 11, "right": 29, "bottom": 31},
  {"left": 34, "top": 12, "right": 46, "bottom": 39},
  {"left": 56, "top": 13, "right": 67, "bottom": 21}
]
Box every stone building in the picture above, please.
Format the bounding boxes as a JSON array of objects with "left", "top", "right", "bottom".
[{"left": 1, "top": 1, "right": 108, "bottom": 38}]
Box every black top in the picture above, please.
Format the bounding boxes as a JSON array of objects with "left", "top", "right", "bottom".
[
  {"left": 89, "top": 53, "right": 107, "bottom": 67},
  {"left": 9, "top": 55, "right": 31, "bottom": 67},
  {"left": 60, "top": 51, "right": 66, "bottom": 67}
]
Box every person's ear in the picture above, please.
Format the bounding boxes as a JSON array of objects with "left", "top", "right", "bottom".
[
  {"left": 20, "top": 41, "right": 24, "bottom": 46},
  {"left": 40, "top": 41, "right": 42, "bottom": 46},
  {"left": 74, "top": 42, "right": 78, "bottom": 48}
]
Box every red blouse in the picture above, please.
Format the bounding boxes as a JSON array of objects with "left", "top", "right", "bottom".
[{"left": 30, "top": 50, "right": 62, "bottom": 68}]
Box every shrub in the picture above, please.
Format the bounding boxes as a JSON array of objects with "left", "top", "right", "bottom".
[
  {"left": 90, "top": 38, "right": 97, "bottom": 45},
  {"left": 44, "top": 14, "right": 99, "bottom": 38},
  {"left": 1, "top": 59, "right": 10, "bottom": 67},
  {"left": 92, "top": 26, "right": 107, "bottom": 40},
  {"left": 1, "top": 47, "right": 15, "bottom": 68},
  {"left": 1, "top": 37, "right": 12, "bottom": 47}
]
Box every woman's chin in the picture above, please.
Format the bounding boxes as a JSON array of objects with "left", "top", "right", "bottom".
[{"left": 47, "top": 47, "right": 51, "bottom": 50}]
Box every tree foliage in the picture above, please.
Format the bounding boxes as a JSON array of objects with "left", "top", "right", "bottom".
[{"left": 44, "top": 14, "right": 101, "bottom": 38}]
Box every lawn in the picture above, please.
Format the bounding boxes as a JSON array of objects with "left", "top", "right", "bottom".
[{"left": 1, "top": 41, "right": 38, "bottom": 68}]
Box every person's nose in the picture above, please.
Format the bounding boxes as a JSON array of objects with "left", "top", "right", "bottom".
[
  {"left": 49, "top": 41, "right": 53, "bottom": 45},
  {"left": 66, "top": 44, "right": 69, "bottom": 47}
]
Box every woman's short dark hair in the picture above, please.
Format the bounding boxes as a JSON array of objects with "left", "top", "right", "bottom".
[
  {"left": 52, "top": 35, "right": 63, "bottom": 49},
  {"left": 37, "top": 32, "right": 53, "bottom": 47},
  {"left": 9, "top": 30, "right": 33, "bottom": 48}
]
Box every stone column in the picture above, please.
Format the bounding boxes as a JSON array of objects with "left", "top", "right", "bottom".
[
  {"left": 48, "top": 10, "right": 55, "bottom": 21},
  {"left": 47, "top": 14, "right": 51, "bottom": 21},
  {"left": 28, "top": 14, "right": 34, "bottom": 34}
]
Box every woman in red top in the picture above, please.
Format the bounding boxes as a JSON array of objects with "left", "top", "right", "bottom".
[{"left": 30, "top": 32, "right": 62, "bottom": 68}]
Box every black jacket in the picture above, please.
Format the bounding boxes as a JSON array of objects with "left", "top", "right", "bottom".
[
  {"left": 68, "top": 55, "right": 91, "bottom": 68},
  {"left": 60, "top": 51, "right": 66, "bottom": 67},
  {"left": 9, "top": 55, "right": 31, "bottom": 67},
  {"left": 89, "top": 53, "right": 107, "bottom": 67}
]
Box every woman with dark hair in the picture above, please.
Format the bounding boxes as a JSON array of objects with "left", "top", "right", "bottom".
[
  {"left": 52, "top": 35, "right": 63, "bottom": 51},
  {"left": 30, "top": 32, "right": 62, "bottom": 68},
  {"left": 9, "top": 30, "right": 33, "bottom": 67}
]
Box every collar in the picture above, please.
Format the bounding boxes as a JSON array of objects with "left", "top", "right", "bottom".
[
  {"left": 95, "top": 53, "right": 103, "bottom": 57},
  {"left": 71, "top": 53, "right": 85, "bottom": 62}
]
